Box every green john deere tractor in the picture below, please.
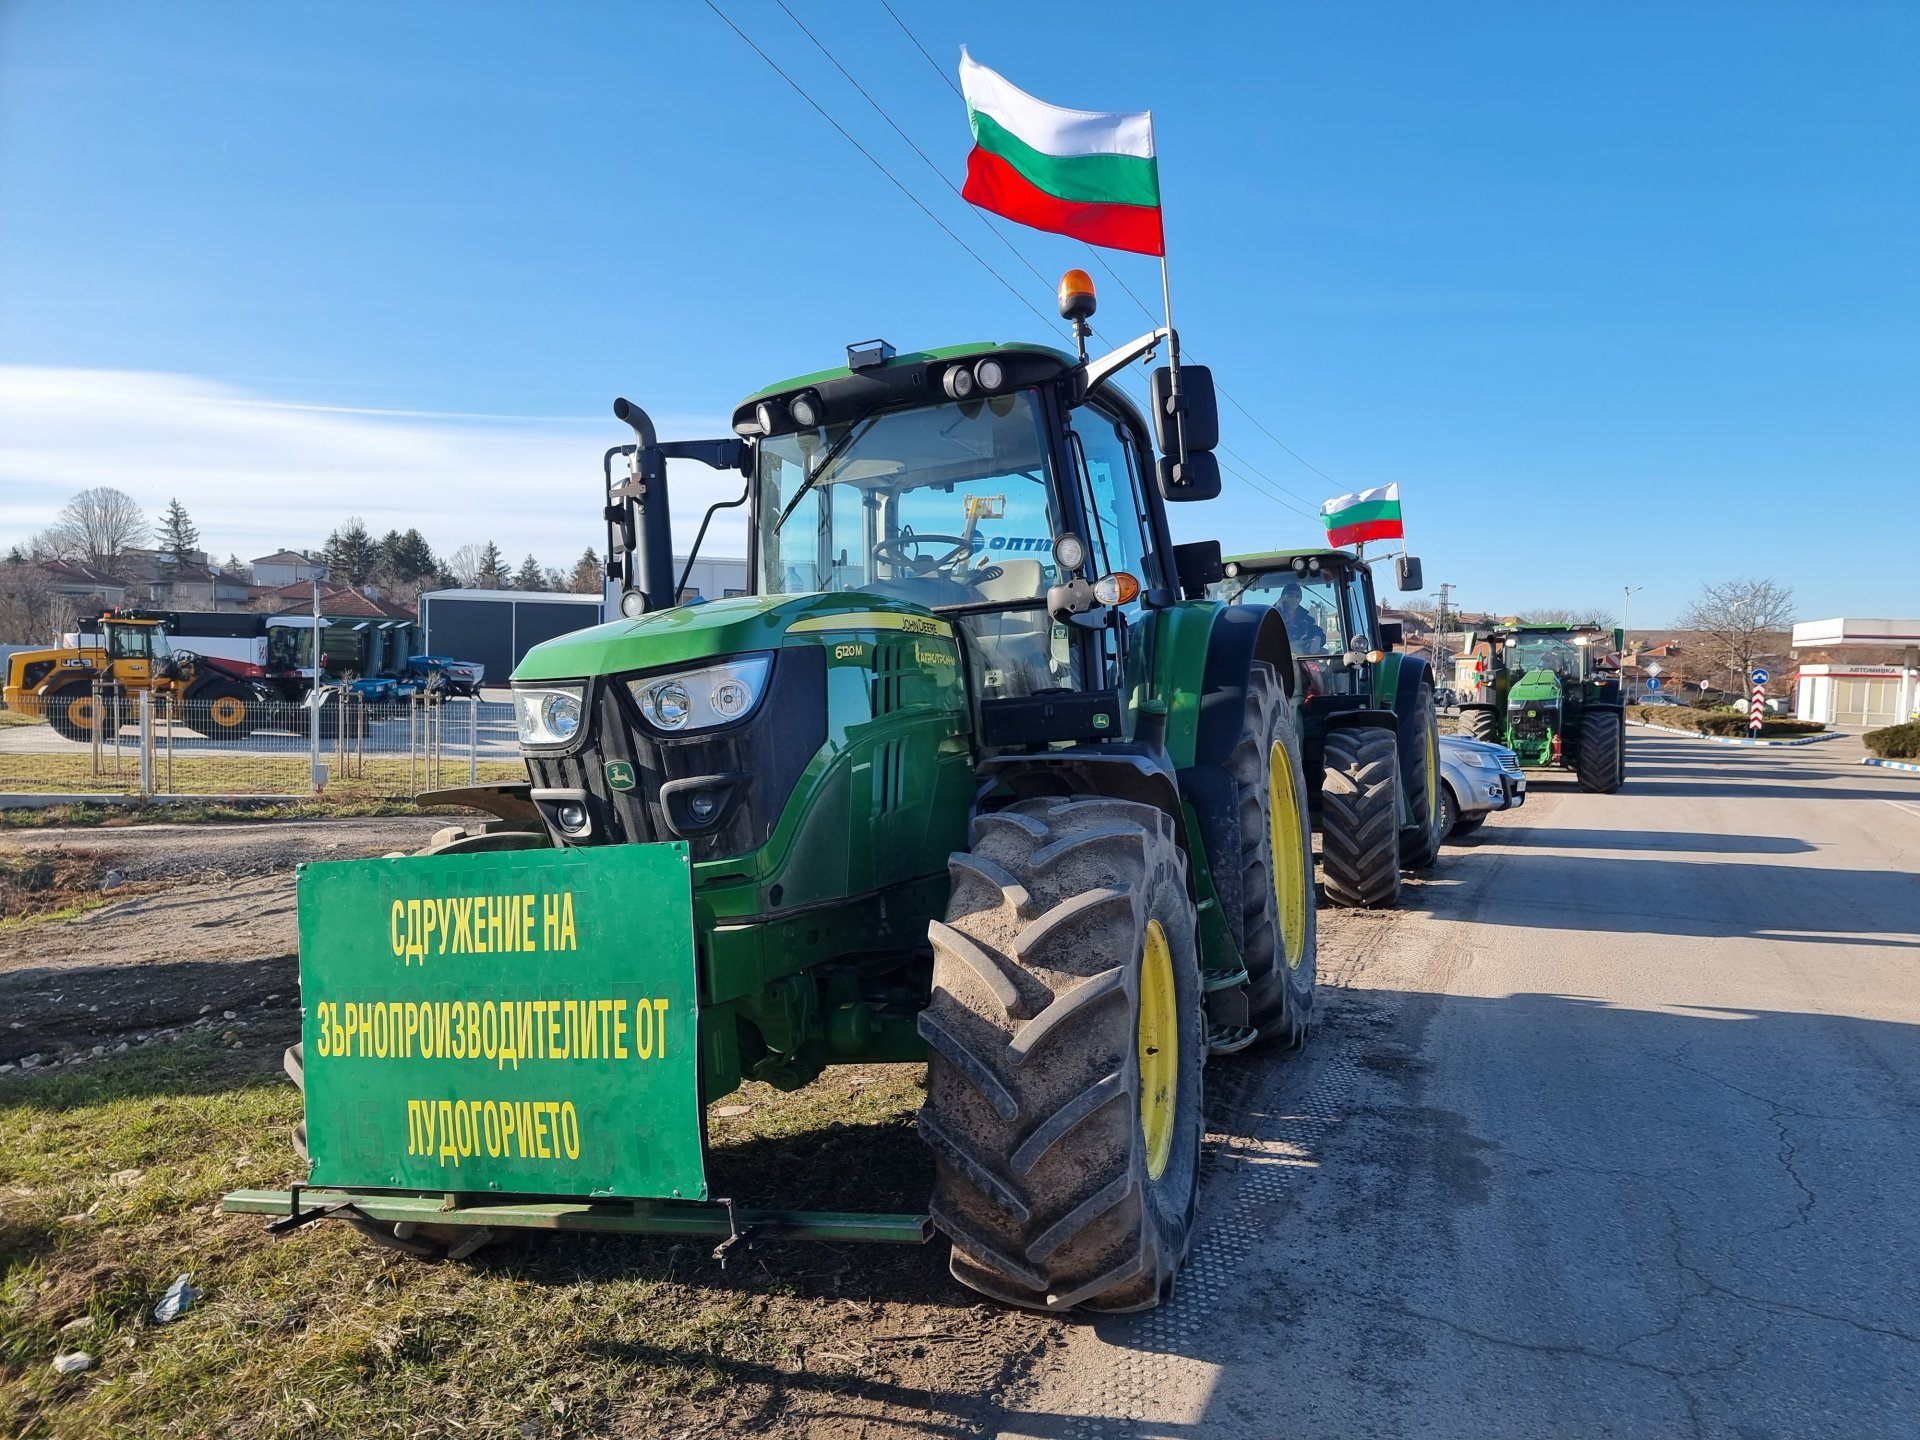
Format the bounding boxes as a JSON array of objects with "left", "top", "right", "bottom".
[
  {"left": 228, "top": 289, "right": 1322, "bottom": 1313},
  {"left": 1208, "top": 548, "right": 1443, "bottom": 908},
  {"left": 1459, "top": 623, "right": 1626, "bottom": 793}
]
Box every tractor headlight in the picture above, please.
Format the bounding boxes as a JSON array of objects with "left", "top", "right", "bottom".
[
  {"left": 514, "top": 685, "right": 585, "bottom": 746},
  {"left": 628, "top": 653, "right": 772, "bottom": 733}
]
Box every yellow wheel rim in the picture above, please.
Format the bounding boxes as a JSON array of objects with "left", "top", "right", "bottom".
[
  {"left": 1138, "top": 918, "right": 1178, "bottom": 1182},
  {"left": 210, "top": 696, "right": 246, "bottom": 727},
  {"left": 1269, "top": 739, "right": 1309, "bottom": 970},
  {"left": 70, "top": 697, "right": 101, "bottom": 727}
]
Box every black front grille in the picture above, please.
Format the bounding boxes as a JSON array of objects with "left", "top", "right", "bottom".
[
  {"left": 1509, "top": 702, "right": 1558, "bottom": 742},
  {"left": 525, "top": 648, "right": 827, "bottom": 862}
]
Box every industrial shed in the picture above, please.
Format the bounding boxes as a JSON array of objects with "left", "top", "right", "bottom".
[{"left": 418, "top": 590, "right": 605, "bottom": 685}]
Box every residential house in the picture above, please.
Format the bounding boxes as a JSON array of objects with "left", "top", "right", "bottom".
[{"left": 252, "top": 550, "right": 320, "bottom": 588}]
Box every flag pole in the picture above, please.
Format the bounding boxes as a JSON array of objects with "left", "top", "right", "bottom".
[{"left": 1158, "top": 243, "right": 1187, "bottom": 477}]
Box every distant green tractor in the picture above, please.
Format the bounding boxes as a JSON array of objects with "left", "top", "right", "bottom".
[
  {"left": 1211, "top": 548, "right": 1443, "bottom": 909},
  {"left": 232, "top": 284, "right": 1326, "bottom": 1314},
  {"left": 1459, "top": 623, "right": 1626, "bottom": 793}
]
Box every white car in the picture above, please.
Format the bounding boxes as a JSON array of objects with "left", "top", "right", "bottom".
[{"left": 1439, "top": 734, "right": 1526, "bottom": 838}]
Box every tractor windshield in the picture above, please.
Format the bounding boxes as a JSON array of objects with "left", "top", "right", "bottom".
[
  {"left": 1220, "top": 568, "right": 1350, "bottom": 657},
  {"left": 1501, "top": 633, "right": 1592, "bottom": 681},
  {"left": 756, "top": 392, "right": 1063, "bottom": 610}
]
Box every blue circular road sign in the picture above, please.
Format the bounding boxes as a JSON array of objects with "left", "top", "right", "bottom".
[
  {"left": 1647, "top": 677, "right": 1662, "bottom": 691},
  {"left": 1751, "top": 667, "right": 1770, "bottom": 685}
]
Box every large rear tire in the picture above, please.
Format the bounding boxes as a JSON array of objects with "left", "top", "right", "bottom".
[
  {"left": 1319, "top": 726, "right": 1402, "bottom": 909},
  {"left": 1225, "top": 663, "right": 1316, "bottom": 1046},
  {"left": 920, "top": 796, "right": 1204, "bottom": 1313},
  {"left": 1576, "top": 708, "right": 1626, "bottom": 793},
  {"left": 1397, "top": 684, "right": 1445, "bottom": 870},
  {"left": 1463, "top": 706, "right": 1499, "bottom": 745},
  {"left": 281, "top": 826, "right": 548, "bottom": 1261}
]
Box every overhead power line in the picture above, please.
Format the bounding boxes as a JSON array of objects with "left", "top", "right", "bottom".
[{"left": 705, "top": 0, "right": 1327, "bottom": 525}]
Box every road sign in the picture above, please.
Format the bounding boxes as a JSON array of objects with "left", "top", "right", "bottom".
[
  {"left": 1645, "top": 662, "right": 1663, "bottom": 677},
  {"left": 1647, "top": 677, "right": 1662, "bottom": 691},
  {"left": 1751, "top": 667, "right": 1770, "bottom": 685},
  {"left": 1750, "top": 684, "right": 1766, "bottom": 733}
]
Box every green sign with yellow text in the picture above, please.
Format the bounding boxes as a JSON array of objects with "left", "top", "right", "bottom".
[{"left": 297, "top": 843, "right": 704, "bottom": 1200}]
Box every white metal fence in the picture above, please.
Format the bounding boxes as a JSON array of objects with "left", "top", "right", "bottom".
[{"left": 0, "top": 685, "right": 524, "bottom": 799}]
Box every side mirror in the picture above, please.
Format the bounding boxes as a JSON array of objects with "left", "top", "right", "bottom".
[
  {"left": 1149, "top": 365, "right": 1219, "bottom": 455},
  {"left": 1379, "top": 621, "right": 1404, "bottom": 649},
  {"left": 1173, "top": 540, "right": 1223, "bottom": 599},
  {"left": 1155, "top": 450, "right": 1221, "bottom": 502},
  {"left": 1395, "top": 554, "right": 1423, "bottom": 592}
]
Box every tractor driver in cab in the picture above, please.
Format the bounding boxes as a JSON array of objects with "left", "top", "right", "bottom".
[{"left": 1279, "top": 581, "right": 1327, "bottom": 654}]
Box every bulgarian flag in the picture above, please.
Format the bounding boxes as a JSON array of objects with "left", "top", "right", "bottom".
[
  {"left": 959, "top": 49, "right": 1163, "bottom": 257},
  {"left": 1321, "top": 484, "right": 1405, "bottom": 547}
]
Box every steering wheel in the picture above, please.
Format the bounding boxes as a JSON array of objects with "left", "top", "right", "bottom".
[
  {"left": 162, "top": 650, "right": 199, "bottom": 679},
  {"left": 872, "top": 533, "right": 975, "bottom": 576}
]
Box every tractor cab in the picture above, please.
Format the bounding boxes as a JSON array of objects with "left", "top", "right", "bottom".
[{"left": 1214, "top": 549, "right": 1384, "bottom": 699}]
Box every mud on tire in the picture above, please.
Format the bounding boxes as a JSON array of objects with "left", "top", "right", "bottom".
[
  {"left": 1319, "top": 726, "right": 1402, "bottom": 909},
  {"left": 1224, "top": 663, "right": 1316, "bottom": 1045},
  {"left": 919, "top": 796, "right": 1204, "bottom": 1313}
]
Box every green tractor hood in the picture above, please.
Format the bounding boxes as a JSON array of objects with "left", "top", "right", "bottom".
[{"left": 512, "top": 591, "right": 951, "bottom": 684}]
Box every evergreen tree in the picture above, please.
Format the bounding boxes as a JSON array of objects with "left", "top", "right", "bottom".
[
  {"left": 388, "top": 528, "right": 438, "bottom": 580},
  {"left": 476, "top": 542, "right": 510, "bottom": 588},
  {"left": 156, "top": 499, "right": 199, "bottom": 569},
  {"left": 513, "top": 554, "right": 546, "bottom": 591},
  {"left": 323, "top": 517, "right": 379, "bottom": 586},
  {"left": 569, "top": 547, "right": 603, "bottom": 593}
]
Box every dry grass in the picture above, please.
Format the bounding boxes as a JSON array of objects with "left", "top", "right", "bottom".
[
  {"left": 3, "top": 754, "right": 525, "bottom": 801},
  {"left": 0, "top": 1036, "right": 981, "bottom": 1440}
]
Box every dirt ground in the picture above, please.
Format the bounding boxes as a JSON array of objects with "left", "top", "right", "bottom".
[
  {"left": 0, "top": 818, "right": 448, "bottom": 1067},
  {"left": 0, "top": 816, "right": 1077, "bottom": 1438}
]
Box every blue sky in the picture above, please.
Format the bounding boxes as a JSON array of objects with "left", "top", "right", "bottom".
[{"left": 2, "top": 1, "right": 1914, "bottom": 626}]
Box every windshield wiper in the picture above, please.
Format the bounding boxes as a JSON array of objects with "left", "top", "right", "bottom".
[{"left": 773, "top": 412, "right": 876, "bottom": 536}]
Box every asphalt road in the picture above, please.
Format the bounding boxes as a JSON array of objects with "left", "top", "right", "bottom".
[{"left": 998, "top": 730, "right": 1920, "bottom": 1439}]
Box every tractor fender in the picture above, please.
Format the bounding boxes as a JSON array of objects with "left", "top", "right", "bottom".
[
  {"left": 973, "top": 747, "right": 1196, "bottom": 900},
  {"left": 1192, "top": 604, "right": 1295, "bottom": 769},
  {"left": 1370, "top": 649, "right": 1434, "bottom": 715}
]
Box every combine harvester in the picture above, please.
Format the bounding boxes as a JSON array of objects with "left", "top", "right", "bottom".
[{"left": 229, "top": 274, "right": 1323, "bottom": 1313}]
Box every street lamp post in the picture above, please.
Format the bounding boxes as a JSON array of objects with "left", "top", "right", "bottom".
[
  {"left": 310, "top": 561, "right": 329, "bottom": 792},
  {"left": 1622, "top": 585, "right": 1643, "bottom": 698}
]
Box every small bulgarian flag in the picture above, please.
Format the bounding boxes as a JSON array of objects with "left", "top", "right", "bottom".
[
  {"left": 959, "top": 49, "right": 1163, "bottom": 257},
  {"left": 1321, "top": 484, "right": 1405, "bottom": 548}
]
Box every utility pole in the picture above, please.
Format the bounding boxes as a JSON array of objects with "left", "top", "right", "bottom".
[{"left": 1432, "top": 583, "right": 1456, "bottom": 675}]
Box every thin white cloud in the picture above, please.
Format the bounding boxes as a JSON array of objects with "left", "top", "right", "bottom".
[{"left": 0, "top": 366, "right": 749, "bottom": 568}]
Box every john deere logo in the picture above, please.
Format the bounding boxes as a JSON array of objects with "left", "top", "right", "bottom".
[
  {"left": 1092, "top": 712, "right": 1112, "bottom": 730},
  {"left": 605, "top": 760, "right": 636, "bottom": 792}
]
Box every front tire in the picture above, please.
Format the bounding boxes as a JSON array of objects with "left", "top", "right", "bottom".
[
  {"left": 189, "top": 682, "right": 260, "bottom": 739},
  {"left": 44, "top": 687, "right": 106, "bottom": 743},
  {"left": 920, "top": 796, "right": 1204, "bottom": 1313},
  {"left": 1437, "top": 782, "right": 1461, "bottom": 840},
  {"left": 1320, "top": 726, "right": 1402, "bottom": 908},
  {"left": 1576, "top": 708, "right": 1625, "bottom": 793},
  {"left": 1225, "top": 663, "right": 1316, "bottom": 1046}
]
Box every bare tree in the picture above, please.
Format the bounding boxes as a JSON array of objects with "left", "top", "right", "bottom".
[
  {"left": 444, "top": 543, "right": 485, "bottom": 588},
  {"left": 1679, "top": 578, "right": 1796, "bottom": 690},
  {"left": 1526, "top": 606, "right": 1618, "bottom": 629},
  {"left": 36, "top": 487, "right": 149, "bottom": 575},
  {"left": 0, "top": 561, "right": 78, "bottom": 645}
]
